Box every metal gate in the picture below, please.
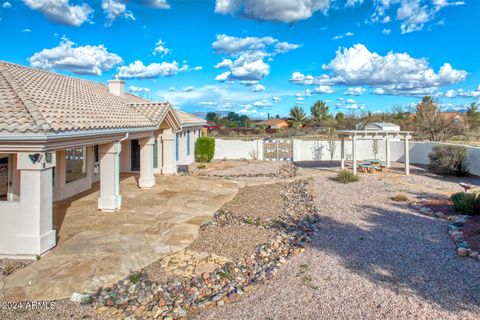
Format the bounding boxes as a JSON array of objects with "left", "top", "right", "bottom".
[{"left": 263, "top": 139, "right": 293, "bottom": 161}]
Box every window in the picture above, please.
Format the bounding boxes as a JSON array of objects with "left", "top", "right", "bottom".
[
  {"left": 94, "top": 145, "right": 99, "bottom": 162},
  {"left": 187, "top": 131, "right": 191, "bottom": 156},
  {"left": 65, "top": 147, "right": 87, "bottom": 183},
  {"left": 175, "top": 133, "right": 179, "bottom": 161},
  {"left": 153, "top": 139, "right": 158, "bottom": 169}
]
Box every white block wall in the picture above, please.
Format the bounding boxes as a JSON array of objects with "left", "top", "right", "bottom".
[{"left": 214, "top": 139, "right": 264, "bottom": 160}]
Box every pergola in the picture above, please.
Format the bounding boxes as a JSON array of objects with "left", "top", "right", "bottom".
[{"left": 337, "top": 130, "right": 413, "bottom": 176}]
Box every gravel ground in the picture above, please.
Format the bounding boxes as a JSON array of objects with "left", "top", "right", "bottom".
[
  {"left": 0, "top": 299, "right": 103, "bottom": 320},
  {"left": 222, "top": 183, "right": 285, "bottom": 221},
  {"left": 199, "top": 160, "right": 283, "bottom": 177},
  {"left": 193, "top": 172, "right": 480, "bottom": 320},
  {"left": 188, "top": 225, "right": 275, "bottom": 261}
]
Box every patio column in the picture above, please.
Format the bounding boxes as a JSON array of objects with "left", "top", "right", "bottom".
[
  {"left": 139, "top": 135, "right": 156, "bottom": 188},
  {"left": 352, "top": 135, "right": 357, "bottom": 175},
  {"left": 340, "top": 137, "right": 345, "bottom": 169},
  {"left": 404, "top": 136, "right": 410, "bottom": 175},
  {"left": 98, "top": 142, "right": 121, "bottom": 211},
  {"left": 16, "top": 152, "right": 57, "bottom": 255},
  {"left": 385, "top": 137, "right": 391, "bottom": 168},
  {"left": 162, "top": 129, "right": 176, "bottom": 175}
]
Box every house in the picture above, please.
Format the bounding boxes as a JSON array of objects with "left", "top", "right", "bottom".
[
  {"left": 364, "top": 122, "right": 401, "bottom": 131},
  {"left": 0, "top": 61, "right": 206, "bottom": 256},
  {"left": 254, "top": 118, "right": 290, "bottom": 129}
]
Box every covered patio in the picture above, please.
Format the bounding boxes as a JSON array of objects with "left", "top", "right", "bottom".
[
  {"left": 0, "top": 174, "right": 238, "bottom": 301},
  {"left": 338, "top": 130, "right": 413, "bottom": 175}
]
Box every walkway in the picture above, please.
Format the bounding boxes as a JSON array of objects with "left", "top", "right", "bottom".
[
  {"left": 194, "top": 171, "right": 480, "bottom": 320},
  {"left": 0, "top": 174, "right": 238, "bottom": 301}
]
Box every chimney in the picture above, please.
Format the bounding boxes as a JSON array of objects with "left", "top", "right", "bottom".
[{"left": 108, "top": 75, "right": 125, "bottom": 96}]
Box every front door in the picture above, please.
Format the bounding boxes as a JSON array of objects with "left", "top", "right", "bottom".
[{"left": 131, "top": 140, "right": 140, "bottom": 171}]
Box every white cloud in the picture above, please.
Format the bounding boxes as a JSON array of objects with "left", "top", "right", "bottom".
[
  {"left": 272, "top": 96, "right": 281, "bottom": 102},
  {"left": 152, "top": 39, "right": 170, "bottom": 57},
  {"left": 344, "top": 87, "right": 366, "bottom": 95},
  {"left": 128, "top": 85, "right": 151, "bottom": 93},
  {"left": 21, "top": 28, "right": 32, "bottom": 32},
  {"left": 29, "top": 37, "right": 122, "bottom": 75},
  {"left": 312, "top": 85, "right": 334, "bottom": 94},
  {"left": 118, "top": 60, "right": 188, "bottom": 78},
  {"left": 22, "top": 0, "right": 92, "bottom": 26},
  {"left": 291, "top": 44, "right": 467, "bottom": 96},
  {"left": 253, "top": 99, "right": 272, "bottom": 107},
  {"left": 102, "top": 0, "right": 135, "bottom": 26},
  {"left": 346, "top": 0, "right": 364, "bottom": 7},
  {"left": 253, "top": 84, "right": 266, "bottom": 92},
  {"left": 382, "top": 28, "right": 391, "bottom": 35},
  {"left": 191, "top": 66, "right": 203, "bottom": 71},
  {"left": 332, "top": 31, "right": 354, "bottom": 40},
  {"left": 439, "top": 85, "right": 480, "bottom": 99},
  {"left": 213, "top": 34, "right": 299, "bottom": 86},
  {"left": 182, "top": 86, "right": 195, "bottom": 92},
  {"left": 2, "top": 2, "right": 11, "bottom": 8},
  {"left": 215, "top": 0, "right": 332, "bottom": 23},
  {"left": 139, "top": 0, "right": 170, "bottom": 9}
]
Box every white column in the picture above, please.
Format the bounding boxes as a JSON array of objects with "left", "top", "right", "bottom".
[
  {"left": 340, "top": 137, "right": 345, "bottom": 169},
  {"left": 16, "top": 152, "right": 57, "bottom": 255},
  {"left": 352, "top": 136, "right": 357, "bottom": 175},
  {"left": 385, "top": 137, "right": 391, "bottom": 168},
  {"left": 162, "top": 129, "right": 176, "bottom": 175},
  {"left": 404, "top": 136, "right": 410, "bottom": 175},
  {"left": 139, "top": 135, "right": 156, "bottom": 188},
  {"left": 98, "top": 142, "right": 121, "bottom": 211}
]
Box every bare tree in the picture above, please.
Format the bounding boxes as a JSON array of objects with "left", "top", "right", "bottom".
[
  {"left": 414, "top": 96, "right": 465, "bottom": 141},
  {"left": 326, "top": 128, "right": 337, "bottom": 164}
]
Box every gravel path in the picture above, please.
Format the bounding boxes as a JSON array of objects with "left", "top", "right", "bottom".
[{"left": 193, "top": 173, "right": 480, "bottom": 320}]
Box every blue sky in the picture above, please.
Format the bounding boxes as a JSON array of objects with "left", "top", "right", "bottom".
[{"left": 0, "top": 0, "right": 479, "bottom": 118}]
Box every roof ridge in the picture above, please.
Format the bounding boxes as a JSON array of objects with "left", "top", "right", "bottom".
[
  {"left": 174, "top": 109, "right": 206, "bottom": 122},
  {"left": 0, "top": 63, "right": 52, "bottom": 132}
]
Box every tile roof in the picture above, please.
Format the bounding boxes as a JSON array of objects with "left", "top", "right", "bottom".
[
  {"left": 254, "top": 118, "right": 289, "bottom": 126},
  {"left": 0, "top": 61, "right": 170, "bottom": 134},
  {"left": 174, "top": 110, "right": 207, "bottom": 125}
]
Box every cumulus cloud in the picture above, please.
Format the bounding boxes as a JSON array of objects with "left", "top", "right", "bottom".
[
  {"left": 439, "top": 85, "right": 480, "bottom": 99},
  {"left": 118, "top": 60, "right": 189, "bottom": 78},
  {"left": 102, "top": 0, "right": 135, "bottom": 25},
  {"left": 345, "top": 87, "right": 366, "bottom": 95},
  {"left": 213, "top": 34, "right": 299, "bottom": 86},
  {"left": 139, "top": 0, "right": 170, "bottom": 9},
  {"left": 29, "top": 37, "right": 123, "bottom": 75},
  {"left": 312, "top": 85, "right": 334, "bottom": 94},
  {"left": 22, "top": 0, "right": 92, "bottom": 26},
  {"left": 128, "top": 85, "right": 151, "bottom": 93},
  {"left": 152, "top": 39, "right": 170, "bottom": 57},
  {"left": 290, "top": 44, "right": 466, "bottom": 96},
  {"left": 332, "top": 31, "right": 354, "bottom": 40},
  {"left": 253, "top": 84, "right": 266, "bottom": 92},
  {"left": 214, "top": 0, "right": 332, "bottom": 23},
  {"left": 2, "top": 2, "right": 11, "bottom": 8},
  {"left": 382, "top": 28, "right": 391, "bottom": 35}
]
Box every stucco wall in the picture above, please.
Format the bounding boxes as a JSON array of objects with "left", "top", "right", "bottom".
[
  {"left": 0, "top": 201, "right": 20, "bottom": 254},
  {"left": 176, "top": 127, "right": 201, "bottom": 165},
  {"left": 214, "top": 139, "right": 480, "bottom": 175},
  {"left": 214, "top": 139, "right": 264, "bottom": 160},
  {"left": 54, "top": 148, "right": 94, "bottom": 201}
]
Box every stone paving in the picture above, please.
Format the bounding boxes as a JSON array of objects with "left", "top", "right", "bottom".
[{"left": 0, "top": 174, "right": 238, "bottom": 301}]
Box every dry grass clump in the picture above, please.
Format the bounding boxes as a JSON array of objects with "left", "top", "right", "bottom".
[{"left": 391, "top": 193, "right": 409, "bottom": 202}]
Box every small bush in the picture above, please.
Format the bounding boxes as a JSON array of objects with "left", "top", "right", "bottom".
[
  {"left": 391, "top": 194, "right": 409, "bottom": 202},
  {"left": 451, "top": 192, "right": 480, "bottom": 215},
  {"left": 334, "top": 170, "right": 359, "bottom": 184},
  {"left": 428, "top": 145, "right": 470, "bottom": 176},
  {"left": 80, "top": 296, "right": 94, "bottom": 305},
  {"left": 128, "top": 273, "right": 142, "bottom": 284},
  {"left": 195, "top": 136, "right": 215, "bottom": 163}
]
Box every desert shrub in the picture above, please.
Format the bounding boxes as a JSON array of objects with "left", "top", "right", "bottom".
[
  {"left": 391, "top": 193, "right": 409, "bottom": 202},
  {"left": 334, "top": 170, "right": 359, "bottom": 184},
  {"left": 195, "top": 136, "right": 215, "bottom": 163},
  {"left": 128, "top": 273, "right": 142, "bottom": 284},
  {"left": 428, "top": 145, "right": 470, "bottom": 176},
  {"left": 451, "top": 192, "right": 480, "bottom": 215}
]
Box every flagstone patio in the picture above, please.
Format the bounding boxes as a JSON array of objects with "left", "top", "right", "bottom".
[{"left": 0, "top": 174, "right": 238, "bottom": 301}]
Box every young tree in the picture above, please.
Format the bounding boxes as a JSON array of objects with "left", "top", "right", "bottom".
[
  {"left": 289, "top": 106, "right": 307, "bottom": 128},
  {"left": 372, "top": 139, "right": 379, "bottom": 160},
  {"left": 466, "top": 103, "right": 480, "bottom": 131},
  {"left": 335, "top": 112, "right": 345, "bottom": 129},
  {"left": 414, "top": 96, "right": 465, "bottom": 141},
  {"left": 326, "top": 128, "right": 337, "bottom": 164},
  {"left": 310, "top": 100, "right": 330, "bottom": 123}
]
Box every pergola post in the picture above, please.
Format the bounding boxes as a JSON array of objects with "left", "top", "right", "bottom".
[
  {"left": 404, "top": 136, "right": 410, "bottom": 175},
  {"left": 385, "top": 137, "right": 391, "bottom": 168},
  {"left": 352, "top": 135, "right": 357, "bottom": 175},
  {"left": 340, "top": 137, "right": 345, "bottom": 169}
]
